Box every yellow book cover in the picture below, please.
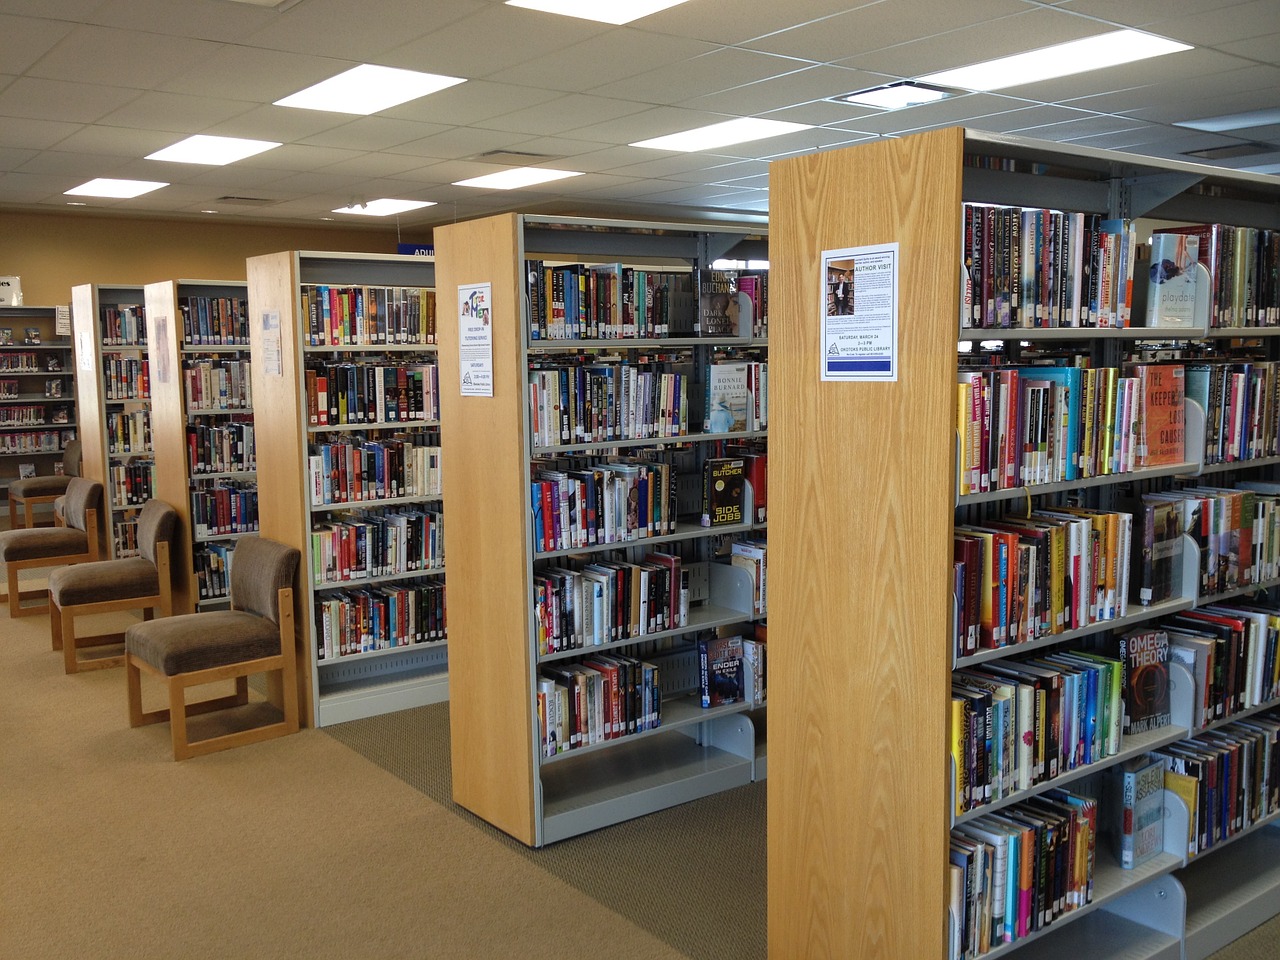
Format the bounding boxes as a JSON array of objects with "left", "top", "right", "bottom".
[
  {"left": 951, "top": 696, "right": 967, "bottom": 816},
  {"left": 1164, "top": 769, "right": 1199, "bottom": 858}
]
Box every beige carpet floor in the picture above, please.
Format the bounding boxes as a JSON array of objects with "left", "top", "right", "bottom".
[{"left": 1, "top": 566, "right": 1277, "bottom": 960}]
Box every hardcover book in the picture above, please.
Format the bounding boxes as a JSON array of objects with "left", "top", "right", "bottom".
[
  {"left": 1108, "top": 754, "right": 1165, "bottom": 868},
  {"left": 705, "top": 361, "right": 750, "bottom": 433},
  {"left": 697, "top": 270, "right": 738, "bottom": 337},
  {"left": 1146, "top": 233, "right": 1201, "bottom": 328},
  {"left": 701, "top": 456, "right": 745, "bottom": 527},
  {"left": 1115, "top": 628, "right": 1172, "bottom": 735},
  {"left": 1134, "top": 363, "right": 1185, "bottom": 468},
  {"left": 698, "top": 634, "right": 744, "bottom": 708}
]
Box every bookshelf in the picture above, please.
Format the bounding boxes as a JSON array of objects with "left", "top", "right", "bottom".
[
  {"left": 70, "top": 284, "right": 151, "bottom": 558},
  {"left": 246, "top": 251, "right": 446, "bottom": 727},
  {"left": 0, "top": 305, "right": 76, "bottom": 517},
  {"left": 144, "top": 280, "right": 254, "bottom": 615},
  {"left": 435, "top": 213, "right": 769, "bottom": 847},
  {"left": 768, "top": 128, "right": 1280, "bottom": 960}
]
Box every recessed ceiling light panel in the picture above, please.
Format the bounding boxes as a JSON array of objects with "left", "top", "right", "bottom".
[
  {"left": 146, "top": 134, "right": 281, "bottom": 166},
  {"left": 631, "top": 117, "right": 812, "bottom": 152},
  {"left": 920, "top": 29, "right": 1191, "bottom": 92},
  {"left": 505, "top": 0, "right": 691, "bottom": 25},
  {"left": 453, "top": 167, "right": 584, "bottom": 190},
  {"left": 275, "top": 64, "right": 466, "bottom": 115},
  {"left": 64, "top": 178, "right": 168, "bottom": 199},
  {"left": 1177, "top": 108, "right": 1280, "bottom": 133},
  {"left": 838, "top": 81, "right": 958, "bottom": 111},
  {"left": 332, "top": 198, "right": 437, "bottom": 216}
]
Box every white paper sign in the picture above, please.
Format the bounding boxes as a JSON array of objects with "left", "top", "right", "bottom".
[
  {"left": 55, "top": 305, "right": 71, "bottom": 337},
  {"left": 76, "top": 330, "right": 94, "bottom": 371},
  {"left": 261, "top": 310, "right": 282, "bottom": 377},
  {"left": 153, "top": 316, "right": 171, "bottom": 384},
  {"left": 821, "top": 242, "right": 899, "bottom": 382},
  {"left": 458, "top": 283, "right": 494, "bottom": 398}
]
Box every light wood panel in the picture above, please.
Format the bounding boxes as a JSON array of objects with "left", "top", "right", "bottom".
[
  {"left": 246, "top": 252, "right": 313, "bottom": 725},
  {"left": 70, "top": 284, "right": 105, "bottom": 490},
  {"left": 144, "top": 281, "right": 194, "bottom": 613},
  {"left": 767, "top": 127, "right": 963, "bottom": 960},
  {"left": 435, "top": 214, "right": 539, "bottom": 846}
]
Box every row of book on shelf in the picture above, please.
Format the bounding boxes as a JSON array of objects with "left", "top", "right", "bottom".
[
  {"left": 191, "top": 482, "right": 258, "bottom": 539},
  {"left": 956, "top": 362, "right": 1185, "bottom": 495},
  {"left": 315, "top": 575, "right": 446, "bottom": 659},
  {"left": 955, "top": 482, "right": 1280, "bottom": 658},
  {"left": 184, "top": 359, "right": 251, "bottom": 411},
  {"left": 1187, "top": 359, "right": 1280, "bottom": 467},
  {"left": 961, "top": 202, "right": 1280, "bottom": 329},
  {"left": 101, "top": 356, "right": 150, "bottom": 401},
  {"left": 100, "top": 304, "right": 146, "bottom": 346},
  {"left": 527, "top": 356, "right": 768, "bottom": 449},
  {"left": 954, "top": 594, "right": 1280, "bottom": 820},
  {"left": 106, "top": 409, "right": 150, "bottom": 456},
  {"left": 308, "top": 505, "right": 444, "bottom": 587},
  {"left": 194, "top": 541, "right": 233, "bottom": 602},
  {"left": 304, "top": 362, "right": 439, "bottom": 426},
  {"left": 0, "top": 429, "right": 75, "bottom": 455},
  {"left": 107, "top": 461, "right": 154, "bottom": 507},
  {"left": 187, "top": 421, "right": 254, "bottom": 474},
  {"left": 306, "top": 437, "right": 442, "bottom": 506},
  {"left": 179, "top": 295, "right": 249, "bottom": 346},
  {"left": 0, "top": 404, "right": 69, "bottom": 426},
  {"left": 300, "top": 284, "right": 437, "bottom": 347},
  {"left": 0, "top": 352, "right": 62, "bottom": 374},
  {"left": 950, "top": 705, "right": 1280, "bottom": 960}
]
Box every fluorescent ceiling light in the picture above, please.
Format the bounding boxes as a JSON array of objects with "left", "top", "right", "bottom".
[
  {"left": 920, "top": 30, "right": 1191, "bottom": 92},
  {"left": 332, "top": 198, "right": 437, "bottom": 216},
  {"left": 146, "top": 134, "right": 281, "bottom": 165},
  {"left": 1177, "top": 108, "right": 1280, "bottom": 133},
  {"left": 840, "top": 81, "right": 956, "bottom": 111},
  {"left": 631, "top": 117, "right": 813, "bottom": 152},
  {"left": 453, "top": 167, "right": 583, "bottom": 190},
  {"left": 64, "top": 178, "right": 168, "bottom": 199},
  {"left": 505, "top": 0, "right": 690, "bottom": 25},
  {"left": 275, "top": 64, "right": 466, "bottom": 115}
]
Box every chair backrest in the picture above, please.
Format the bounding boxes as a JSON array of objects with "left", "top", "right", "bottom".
[
  {"left": 135, "top": 499, "right": 177, "bottom": 565},
  {"left": 63, "top": 477, "right": 103, "bottom": 533},
  {"left": 62, "top": 439, "right": 83, "bottom": 479},
  {"left": 229, "top": 536, "right": 300, "bottom": 623}
]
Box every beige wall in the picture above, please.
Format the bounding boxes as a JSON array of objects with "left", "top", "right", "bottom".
[{"left": 0, "top": 210, "right": 432, "bottom": 305}]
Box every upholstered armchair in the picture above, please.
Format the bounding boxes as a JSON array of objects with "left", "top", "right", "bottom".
[
  {"left": 0, "top": 476, "right": 102, "bottom": 617},
  {"left": 8, "top": 439, "right": 82, "bottom": 528}
]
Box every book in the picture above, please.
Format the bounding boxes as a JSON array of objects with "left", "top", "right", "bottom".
[
  {"left": 701, "top": 456, "right": 745, "bottom": 527},
  {"left": 17, "top": 462, "right": 35, "bottom": 479},
  {"left": 1145, "top": 233, "right": 1201, "bottom": 328},
  {"left": 1133, "top": 363, "right": 1185, "bottom": 468},
  {"left": 705, "top": 361, "right": 750, "bottom": 433},
  {"left": 1108, "top": 754, "right": 1165, "bottom": 868},
  {"left": 698, "top": 634, "right": 744, "bottom": 707},
  {"left": 0, "top": 328, "right": 11, "bottom": 345},
  {"left": 1115, "top": 628, "right": 1172, "bottom": 735},
  {"left": 44, "top": 379, "right": 62, "bottom": 398},
  {"left": 697, "top": 270, "right": 738, "bottom": 337}
]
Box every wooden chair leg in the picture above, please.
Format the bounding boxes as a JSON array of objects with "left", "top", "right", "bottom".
[
  {"left": 168, "top": 676, "right": 191, "bottom": 761},
  {"left": 7, "top": 564, "right": 18, "bottom": 618},
  {"left": 51, "top": 598, "right": 63, "bottom": 651},
  {"left": 23, "top": 499, "right": 36, "bottom": 530},
  {"left": 126, "top": 655, "right": 146, "bottom": 727},
  {"left": 61, "top": 605, "right": 78, "bottom": 674}
]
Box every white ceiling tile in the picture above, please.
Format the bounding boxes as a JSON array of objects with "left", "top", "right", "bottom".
[
  {"left": 1006, "top": 114, "right": 1163, "bottom": 142},
  {"left": 678, "top": 65, "right": 891, "bottom": 116},
  {"left": 200, "top": 105, "right": 353, "bottom": 143},
  {"left": 254, "top": 170, "right": 367, "bottom": 196},
  {"left": 0, "top": 78, "right": 140, "bottom": 123},
  {"left": 316, "top": 152, "right": 438, "bottom": 179},
  {"left": 384, "top": 127, "right": 526, "bottom": 161},
  {"left": 27, "top": 24, "right": 228, "bottom": 91},
  {"left": 381, "top": 82, "right": 565, "bottom": 128},
  {"left": 808, "top": 92, "right": 1037, "bottom": 136},
  {"left": 15, "top": 149, "right": 135, "bottom": 179},
  {"left": 158, "top": 45, "right": 350, "bottom": 103},
  {"left": 1129, "top": 0, "right": 1280, "bottom": 47},
  {"left": 245, "top": 0, "right": 487, "bottom": 60},
  {"left": 42, "top": 124, "right": 174, "bottom": 157},
  {"left": 479, "top": 95, "right": 652, "bottom": 137},
  {"left": 496, "top": 136, "right": 635, "bottom": 162},
  {"left": 1123, "top": 66, "right": 1280, "bottom": 124},
  {"left": 973, "top": 104, "right": 1130, "bottom": 135},
  {"left": 1061, "top": 0, "right": 1257, "bottom": 25},
  {"left": 96, "top": 92, "right": 259, "bottom": 134},
  {"left": 743, "top": 0, "right": 1029, "bottom": 63},
  {"left": 839, "top": 8, "right": 1109, "bottom": 77},
  {"left": 0, "top": 148, "right": 39, "bottom": 172},
  {"left": 485, "top": 29, "right": 719, "bottom": 93},
  {"left": 0, "top": 13, "right": 77, "bottom": 74},
  {"left": 633, "top": 0, "right": 879, "bottom": 46},
  {"left": 218, "top": 143, "right": 368, "bottom": 173},
  {"left": 589, "top": 48, "right": 813, "bottom": 105},
  {"left": 569, "top": 178, "right": 695, "bottom": 200},
  {"left": 299, "top": 117, "right": 453, "bottom": 152},
  {"left": 186, "top": 166, "right": 296, "bottom": 191},
  {"left": 559, "top": 106, "right": 741, "bottom": 145},
  {"left": 668, "top": 159, "right": 774, "bottom": 184},
  {"left": 382, "top": 4, "right": 610, "bottom": 81},
  {"left": 1218, "top": 31, "right": 1280, "bottom": 67},
  {"left": 0, "top": 170, "right": 86, "bottom": 203},
  {"left": 1064, "top": 124, "right": 1167, "bottom": 150},
  {"left": 0, "top": 1, "right": 107, "bottom": 19},
  {"left": 0, "top": 117, "right": 84, "bottom": 150},
  {"left": 84, "top": 0, "right": 275, "bottom": 41},
  {"left": 606, "top": 151, "right": 761, "bottom": 179}
]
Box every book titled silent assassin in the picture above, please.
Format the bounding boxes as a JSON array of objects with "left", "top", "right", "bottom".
[{"left": 1108, "top": 754, "right": 1166, "bottom": 868}]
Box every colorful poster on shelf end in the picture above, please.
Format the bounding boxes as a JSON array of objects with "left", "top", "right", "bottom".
[
  {"left": 821, "top": 242, "right": 899, "bottom": 383},
  {"left": 458, "top": 282, "right": 494, "bottom": 398}
]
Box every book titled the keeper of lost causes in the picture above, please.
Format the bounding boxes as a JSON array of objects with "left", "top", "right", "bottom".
[{"left": 701, "top": 456, "right": 745, "bottom": 527}]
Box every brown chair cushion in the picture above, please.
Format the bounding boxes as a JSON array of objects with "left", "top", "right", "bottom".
[
  {"left": 135, "top": 500, "right": 177, "bottom": 564},
  {"left": 8, "top": 476, "right": 73, "bottom": 499},
  {"left": 126, "top": 611, "right": 282, "bottom": 676},
  {"left": 49, "top": 557, "right": 158, "bottom": 606},
  {"left": 63, "top": 478, "right": 103, "bottom": 532},
  {"left": 229, "top": 537, "right": 299, "bottom": 623},
  {"left": 0, "top": 527, "right": 88, "bottom": 562}
]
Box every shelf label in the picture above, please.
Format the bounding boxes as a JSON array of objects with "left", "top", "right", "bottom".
[
  {"left": 261, "top": 310, "right": 282, "bottom": 377},
  {"left": 458, "top": 282, "right": 494, "bottom": 398},
  {"left": 821, "top": 242, "right": 899, "bottom": 383}
]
